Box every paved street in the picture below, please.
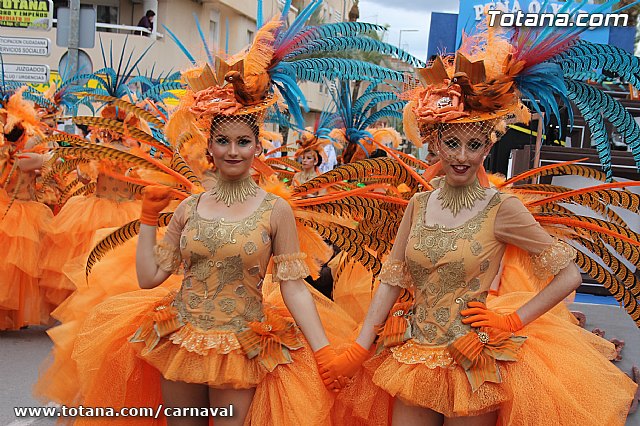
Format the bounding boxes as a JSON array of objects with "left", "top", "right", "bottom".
[
  {"left": 1, "top": 303, "right": 638, "bottom": 425},
  {"left": 1, "top": 326, "right": 56, "bottom": 426}
]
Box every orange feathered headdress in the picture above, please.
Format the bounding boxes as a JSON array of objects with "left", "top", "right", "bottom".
[
  {"left": 179, "top": 18, "right": 282, "bottom": 120},
  {"left": 0, "top": 88, "right": 43, "bottom": 147},
  {"left": 403, "top": 13, "right": 531, "bottom": 147},
  {"left": 293, "top": 127, "right": 333, "bottom": 164}
]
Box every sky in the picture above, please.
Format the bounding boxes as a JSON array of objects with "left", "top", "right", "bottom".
[{"left": 358, "top": 0, "right": 461, "bottom": 61}]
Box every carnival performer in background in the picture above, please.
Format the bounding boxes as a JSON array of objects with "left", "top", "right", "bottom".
[{"left": 0, "top": 88, "right": 55, "bottom": 330}]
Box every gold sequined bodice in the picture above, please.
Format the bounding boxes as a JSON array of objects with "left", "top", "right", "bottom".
[
  {"left": 173, "top": 193, "right": 277, "bottom": 332},
  {"left": 406, "top": 191, "right": 505, "bottom": 346}
]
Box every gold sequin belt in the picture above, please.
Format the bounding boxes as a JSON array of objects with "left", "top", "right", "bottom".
[{"left": 390, "top": 339, "right": 456, "bottom": 369}]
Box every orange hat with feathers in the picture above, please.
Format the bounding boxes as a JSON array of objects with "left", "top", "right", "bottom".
[
  {"left": 0, "top": 88, "right": 43, "bottom": 147},
  {"left": 404, "top": 13, "right": 531, "bottom": 147},
  {"left": 294, "top": 127, "right": 333, "bottom": 165}
]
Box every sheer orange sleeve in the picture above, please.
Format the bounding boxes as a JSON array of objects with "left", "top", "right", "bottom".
[
  {"left": 153, "top": 196, "right": 191, "bottom": 274},
  {"left": 270, "top": 197, "right": 310, "bottom": 282},
  {"left": 494, "top": 196, "right": 576, "bottom": 279},
  {"left": 378, "top": 194, "right": 418, "bottom": 288}
]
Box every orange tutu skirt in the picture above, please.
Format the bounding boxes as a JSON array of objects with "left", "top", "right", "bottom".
[
  {"left": 37, "top": 280, "right": 356, "bottom": 425},
  {"left": 35, "top": 228, "right": 180, "bottom": 406},
  {"left": 40, "top": 195, "right": 141, "bottom": 302},
  {"left": 335, "top": 299, "right": 636, "bottom": 424},
  {"left": 0, "top": 191, "right": 54, "bottom": 330},
  {"left": 35, "top": 231, "right": 357, "bottom": 426}
]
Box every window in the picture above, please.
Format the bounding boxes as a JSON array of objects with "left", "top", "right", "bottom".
[
  {"left": 54, "top": 2, "right": 118, "bottom": 32},
  {"left": 210, "top": 20, "right": 218, "bottom": 49},
  {"left": 247, "top": 29, "right": 254, "bottom": 44},
  {"left": 96, "top": 5, "right": 118, "bottom": 25}
]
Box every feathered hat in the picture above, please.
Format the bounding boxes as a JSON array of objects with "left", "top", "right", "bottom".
[
  {"left": 404, "top": 0, "right": 640, "bottom": 182},
  {"left": 293, "top": 106, "right": 341, "bottom": 167},
  {"left": 0, "top": 87, "right": 42, "bottom": 148},
  {"left": 165, "top": 0, "right": 423, "bottom": 131}
]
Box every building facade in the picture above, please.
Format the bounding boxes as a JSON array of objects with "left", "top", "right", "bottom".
[{"left": 2, "top": 0, "right": 353, "bottom": 124}]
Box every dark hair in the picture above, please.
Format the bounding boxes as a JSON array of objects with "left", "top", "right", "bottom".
[
  {"left": 5, "top": 125, "right": 24, "bottom": 143},
  {"left": 145, "top": 10, "right": 156, "bottom": 17},
  {"left": 77, "top": 124, "right": 90, "bottom": 136},
  {"left": 208, "top": 114, "right": 260, "bottom": 146},
  {"left": 370, "top": 149, "right": 387, "bottom": 158},
  {"left": 302, "top": 148, "right": 322, "bottom": 167}
]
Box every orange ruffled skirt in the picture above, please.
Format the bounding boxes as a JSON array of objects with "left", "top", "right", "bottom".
[
  {"left": 40, "top": 195, "right": 141, "bottom": 304},
  {"left": 35, "top": 227, "right": 179, "bottom": 406},
  {"left": 0, "top": 191, "right": 54, "bottom": 330},
  {"left": 36, "top": 234, "right": 357, "bottom": 426},
  {"left": 334, "top": 250, "right": 637, "bottom": 425}
]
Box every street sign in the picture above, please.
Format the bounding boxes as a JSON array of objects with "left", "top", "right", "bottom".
[
  {"left": 3, "top": 63, "right": 50, "bottom": 84},
  {"left": 0, "top": 36, "right": 50, "bottom": 56},
  {"left": 58, "top": 49, "right": 93, "bottom": 77},
  {"left": 56, "top": 6, "right": 96, "bottom": 49},
  {"left": 0, "top": 0, "right": 53, "bottom": 30}
]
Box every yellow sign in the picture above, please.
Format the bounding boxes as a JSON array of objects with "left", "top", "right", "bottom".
[{"left": 0, "top": 0, "right": 52, "bottom": 30}]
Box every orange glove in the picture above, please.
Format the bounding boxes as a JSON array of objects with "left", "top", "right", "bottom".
[
  {"left": 313, "top": 345, "right": 342, "bottom": 391},
  {"left": 461, "top": 301, "right": 523, "bottom": 332},
  {"left": 326, "top": 342, "right": 370, "bottom": 379},
  {"left": 140, "top": 185, "right": 172, "bottom": 226}
]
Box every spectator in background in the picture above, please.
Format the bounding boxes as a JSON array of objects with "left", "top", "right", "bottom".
[{"left": 137, "top": 10, "right": 155, "bottom": 36}]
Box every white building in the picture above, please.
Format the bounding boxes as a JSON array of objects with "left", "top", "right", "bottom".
[{"left": 2, "top": 0, "right": 354, "bottom": 126}]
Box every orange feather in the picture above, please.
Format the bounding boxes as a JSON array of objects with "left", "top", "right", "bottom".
[
  {"left": 528, "top": 181, "right": 640, "bottom": 207},
  {"left": 534, "top": 216, "right": 640, "bottom": 247}
]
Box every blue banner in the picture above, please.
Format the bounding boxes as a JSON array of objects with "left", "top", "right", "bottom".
[{"left": 456, "top": 0, "right": 612, "bottom": 48}]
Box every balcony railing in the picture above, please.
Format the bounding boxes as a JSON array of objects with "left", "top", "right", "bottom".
[{"left": 51, "top": 18, "right": 164, "bottom": 39}]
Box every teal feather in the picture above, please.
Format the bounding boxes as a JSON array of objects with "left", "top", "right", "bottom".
[
  {"left": 360, "top": 109, "right": 404, "bottom": 129},
  {"left": 283, "top": 36, "right": 425, "bottom": 67},
  {"left": 353, "top": 91, "right": 399, "bottom": 115},
  {"left": 163, "top": 25, "right": 196, "bottom": 65},
  {"left": 286, "top": 59, "right": 406, "bottom": 83}
]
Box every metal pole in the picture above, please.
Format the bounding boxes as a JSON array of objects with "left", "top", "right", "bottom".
[
  {"left": 532, "top": 113, "right": 545, "bottom": 181},
  {"left": 342, "top": 0, "right": 347, "bottom": 23},
  {"left": 68, "top": 0, "right": 80, "bottom": 77}
]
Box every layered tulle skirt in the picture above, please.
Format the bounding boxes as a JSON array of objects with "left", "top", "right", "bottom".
[
  {"left": 334, "top": 250, "right": 637, "bottom": 425},
  {"left": 39, "top": 195, "right": 141, "bottom": 302},
  {"left": 35, "top": 229, "right": 358, "bottom": 426},
  {"left": 0, "top": 191, "right": 54, "bottom": 330}
]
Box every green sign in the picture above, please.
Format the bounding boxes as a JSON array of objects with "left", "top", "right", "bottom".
[{"left": 0, "top": 0, "right": 52, "bottom": 30}]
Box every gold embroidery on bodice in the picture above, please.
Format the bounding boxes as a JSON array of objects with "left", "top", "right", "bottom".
[
  {"left": 411, "top": 192, "right": 501, "bottom": 264},
  {"left": 406, "top": 192, "right": 504, "bottom": 346},
  {"left": 174, "top": 193, "right": 277, "bottom": 332}
]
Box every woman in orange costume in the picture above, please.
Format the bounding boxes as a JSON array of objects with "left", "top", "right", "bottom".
[
  {"left": 39, "top": 105, "right": 148, "bottom": 301},
  {"left": 33, "top": 1, "right": 425, "bottom": 416},
  {"left": 0, "top": 89, "right": 55, "bottom": 330},
  {"left": 291, "top": 128, "right": 332, "bottom": 196},
  {"left": 292, "top": 148, "right": 322, "bottom": 187},
  {"left": 35, "top": 76, "right": 348, "bottom": 425},
  {"left": 328, "top": 34, "right": 638, "bottom": 426}
]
